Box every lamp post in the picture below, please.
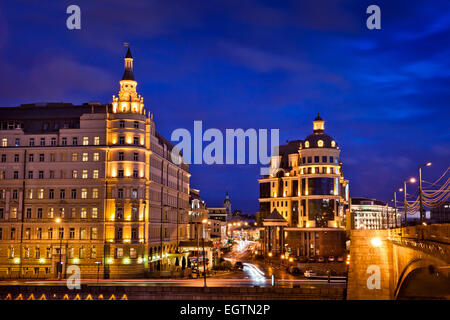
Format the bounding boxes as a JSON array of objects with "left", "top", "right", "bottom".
[
  {"left": 418, "top": 162, "right": 431, "bottom": 224},
  {"left": 201, "top": 218, "right": 208, "bottom": 288},
  {"left": 393, "top": 192, "right": 398, "bottom": 228},
  {"left": 95, "top": 261, "right": 102, "bottom": 284},
  {"left": 55, "top": 217, "right": 62, "bottom": 280},
  {"left": 399, "top": 177, "right": 416, "bottom": 227}
]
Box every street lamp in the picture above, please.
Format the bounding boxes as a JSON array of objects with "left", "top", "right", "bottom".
[
  {"left": 399, "top": 177, "right": 416, "bottom": 227},
  {"left": 55, "top": 217, "right": 63, "bottom": 279},
  {"left": 418, "top": 162, "right": 431, "bottom": 223},
  {"left": 201, "top": 219, "right": 208, "bottom": 288}
]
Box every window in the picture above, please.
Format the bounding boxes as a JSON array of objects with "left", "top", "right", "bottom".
[
  {"left": 35, "top": 247, "right": 41, "bottom": 259},
  {"left": 25, "top": 228, "right": 31, "bottom": 240},
  {"left": 307, "top": 157, "right": 312, "bottom": 163},
  {"left": 49, "top": 189, "right": 54, "bottom": 199},
  {"left": 133, "top": 153, "right": 138, "bottom": 161},
  {"left": 134, "top": 121, "right": 139, "bottom": 129},
  {"left": 15, "top": 138, "right": 20, "bottom": 147},
  {"left": 93, "top": 170, "right": 99, "bottom": 179},
  {"left": 82, "top": 153, "right": 88, "bottom": 162},
  {"left": 36, "top": 229, "right": 42, "bottom": 240},
  {"left": 318, "top": 140, "right": 324, "bottom": 147},
  {"left": 119, "top": 120, "right": 125, "bottom": 128},
  {"left": 92, "top": 188, "right": 98, "bottom": 199},
  {"left": 29, "top": 138, "right": 35, "bottom": 146},
  {"left": 91, "top": 246, "right": 97, "bottom": 258},
  {"left": 329, "top": 156, "right": 334, "bottom": 163},
  {"left": 0, "top": 208, "right": 3, "bottom": 219},
  {"left": 83, "top": 137, "right": 89, "bottom": 145},
  {"left": 48, "top": 228, "right": 53, "bottom": 240},
  {"left": 133, "top": 170, "right": 138, "bottom": 178},
  {"left": 116, "top": 229, "right": 123, "bottom": 242},
  {"left": 1, "top": 138, "right": 7, "bottom": 147},
  {"left": 118, "top": 152, "right": 124, "bottom": 161},
  {"left": 10, "top": 228, "right": 16, "bottom": 240},
  {"left": 38, "top": 189, "right": 44, "bottom": 199},
  {"left": 118, "top": 170, "right": 124, "bottom": 178},
  {"left": 322, "top": 156, "right": 327, "bottom": 163},
  {"left": 133, "top": 137, "right": 139, "bottom": 145},
  {"left": 62, "top": 137, "right": 67, "bottom": 146},
  {"left": 50, "top": 153, "right": 55, "bottom": 162},
  {"left": 70, "top": 208, "right": 76, "bottom": 218},
  {"left": 49, "top": 170, "right": 54, "bottom": 178},
  {"left": 331, "top": 140, "right": 336, "bottom": 147},
  {"left": 1, "top": 154, "right": 5, "bottom": 162},
  {"left": 131, "top": 228, "right": 138, "bottom": 240},
  {"left": 12, "top": 189, "right": 18, "bottom": 199},
  {"left": 82, "top": 170, "right": 88, "bottom": 179},
  {"left": 91, "top": 208, "right": 98, "bottom": 219},
  {"left": 118, "top": 189, "right": 124, "bottom": 199},
  {"left": 60, "top": 189, "right": 66, "bottom": 199},
  {"left": 51, "top": 138, "right": 56, "bottom": 146},
  {"left": 40, "top": 138, "right": 45, "bottom": 146},
  {"left": 116, "top": 247, "right": 123, "bottom": 258},
  {"left": 67, "top": 247, "right": 73, "bottom": 259},
  {"left": 26, "top": 208, "right": 32, "bottom": 218},
  {"left": 39, "top": 171, "right": 44, "bottom": 179},
  {"left": 72, "top": 137, "right": 78, "bottom": 145},
  {"left": 93, "top": 153, "right": 99, "bottom": 161},
  {"left": 69, "top": 228, "right": 75, "bottom": 239},
  {"left": 80, "top": 228, "right": 87, "bottom": 240},
  {"left": 14, "top": 154, "right": 19, "bottom": 162},
  {"left": 81, "top": 188, "right": 87, "bottom": 199},
  {"left": 116, "top": 207, "right": 123, "bottom": 220},
  {"left": 59, "top": 208, "right": 65, "bottom": 218},
  {"left": 28, "top": 154, "right": 34, "bottom": 162},
  {"left": 314, "top": 156, "right": 320, "bottom": 163},
  {"left": 72, "top": 170, "right": 77, "bottom": 178},
  {"left": 72, "top": 153, "right": 77, "bottom": 161},
  {"left": 47, "top": 207, "right": 54, "bottom": 218},
  {"left": 94, "top": 137, "right": 100, "bottom": 145},
  {"left": 304, "top": 141, "right": 309, "bottom": 148},
  {"left": 119, "top": 136, "right": 125, "bottom": 144},
  {"left": 91, "top": 227, "right": 98, "bottom": 240},
  {"left": 13, "top": 171, "right": 19, "bottom": 179},
  {"left": 37, "top": 208, "right": 43, "bottom": 219},
  {"left": 130, "top": 247, "right": 137, "bottom": 258},
  {"left": 28, "top": 171, "right": 33, "bottom": 179},
  {"left": 79, "top": 247, "right": 86, "bottom": 258},
  {"left": 59, "top": 228, "right": 64, "bottom": 240},
  {"left": 71, "top": 189, "right": 77, "bottom": 199},
  {"left": 132, "top": 189, "right": 138, "bottom": 199}
]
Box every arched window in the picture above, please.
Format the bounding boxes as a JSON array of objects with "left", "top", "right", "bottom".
[{"left": 318, "top": 140, "right": 324, "bottom": 147}]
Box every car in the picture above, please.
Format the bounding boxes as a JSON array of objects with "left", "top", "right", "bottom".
[
  {"left": 298, "top": 257, "right": 308, "bottom": 263},
  {"left": 317, "top": 256, "right": 325, "bottom": 263},
  {"left": 327, "top": 256, "right": 335, "bottom": 262},
  {"left": 234, "top": 261, "right": 244, "bottom": 270},
  {"left": 304, "top": 270, "right": 317, "bottom": 278},
  {"left": 307, "top": 257, "right": 316, "bottom": 263},
  {"left": 288, "top": 266, "right": 302, "bottom": 274},
  {"left": 337, "top": 256, "right": 344, "bottom": 262}
]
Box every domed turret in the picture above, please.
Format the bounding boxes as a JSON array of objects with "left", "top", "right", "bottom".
[{"left": 303, "top": 113, "right": 337, "bottom": 149}]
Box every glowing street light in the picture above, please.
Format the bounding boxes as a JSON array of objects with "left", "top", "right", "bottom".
[
  {"left": 401, "top": 178, "right": 416, "bottom": 227},
  {"left": 418, "top": 162, "right": 432, "bottom": 223}
]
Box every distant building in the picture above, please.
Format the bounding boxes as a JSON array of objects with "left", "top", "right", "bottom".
[
  {"left": 351, "top": 197, "right": 399, "bottom": 230},
  {"left": 430, "top": 201, "right": 450, "bottom": 224}
]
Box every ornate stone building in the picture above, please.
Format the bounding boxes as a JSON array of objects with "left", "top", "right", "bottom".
[
  {"left": 0, "top": 48, "right": 190, "bottom": 279},
  {"left": 258, "top": 114, "right": 349, "bottom": 258}
]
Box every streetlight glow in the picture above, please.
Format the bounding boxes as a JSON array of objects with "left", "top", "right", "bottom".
[{"left": 371, "top": 237, "right": 382, "bottom": 247}]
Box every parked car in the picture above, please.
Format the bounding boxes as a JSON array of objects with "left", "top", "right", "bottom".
[
  {"left": 307, "top": 257, "right": 316, "bottom": 263},
  {"left": 317, "top": 256, "right": 325, "bottom": 263},
  {"left": 304, "top": 270, "right": 317, "bottom": 278},
  {"left": 327, "top": 256, "right": 335, "bottom": 262},
  {"left": 337, "top": 256, "right": 345, "bottom": 262},
  {"left": 234, "top": 261, "right": 244, "bottom": 270},
  {"left": 288, "top": 266, "right": 302, "bottom": 274},
  {"left": 298, "top": 257, "right": 308, "bottom": 263}
]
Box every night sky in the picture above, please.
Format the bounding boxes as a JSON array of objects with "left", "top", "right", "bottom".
[{"left": 0, "top": 1, "right": 449, "bottom": 214}]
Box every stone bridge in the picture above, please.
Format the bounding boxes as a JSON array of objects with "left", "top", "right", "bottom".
[{"left": 347, "top": 224, "right": 450, "bottom": 299}]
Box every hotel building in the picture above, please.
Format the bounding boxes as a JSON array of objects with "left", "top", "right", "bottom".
[
  {"left": 350, "top": 197, "right": 399, "bottom": 230},
  {"left": 258, "top": 114, "right": 349, "bottom": 258},
  {"left": 0, "top": 48, "right": 190, "bottom": 279}
]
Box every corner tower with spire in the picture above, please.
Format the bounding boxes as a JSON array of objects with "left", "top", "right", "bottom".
[{"left": 112, "top": 47, "right": 145, "bottom": 114}]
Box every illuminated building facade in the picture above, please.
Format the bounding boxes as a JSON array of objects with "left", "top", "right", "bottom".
[
  {"left": 258, "top": 114, "right": 349, "bottom": 257},
  {"left": 350, "top": 197, "right": 399, "bottom": 230},
  {"left": 0, "top": 48, "right": 190, "bottom": 279}
]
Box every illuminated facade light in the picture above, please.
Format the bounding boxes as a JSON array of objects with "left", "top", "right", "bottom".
[{"left": 371, "top": 237, "right": 382, "bottom": 247}]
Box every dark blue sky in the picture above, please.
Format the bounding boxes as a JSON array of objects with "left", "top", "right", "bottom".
[{"left": 0, "top": 1, "right": 449, "bottom": 213}]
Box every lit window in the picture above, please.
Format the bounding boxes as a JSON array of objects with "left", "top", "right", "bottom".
[
  {"left": 93, "top": 170, "right": 99, "bottom": 179},
  {"left": 92, "top": 208, "right": 98, "bottom": 219},
  {"left": 82, "top": 170, "right": 88, "bottom": 179},
  {"left": 72, "top": 170, "right": 77, "bottom": 179},
  {"left": 305, "top": 141, "right": 309, "bottom": 148},
  {"left": 11, "top": 208, "right": 17, "bottom": 218},
  {"left": 94, "top": 137, "right": 100, "bottom": 145},
  {"left": 82, "top": 153, "right": 88, "bottom": 162},
  {"left": 81, "top": 188, "right": 87, "bottom": 199},
  {"left": 93, "top": 153, "right": 99, "bottom": 161},
  {"left": 81, "top": 208, "right": 87, "bottom": 219},
  {"left": 47, "top": 208, "right": 54, "bottom": 218},
  {"left": 38, "top": 189, "right": 44, "bottom": 199},
  {"left": 83, "top": 137, "right": 89, "bottom": 145},
  {"left": 92, "top": 188, "right": 98, "bottom": 199},
  {"left": 331, "top": 141, "right": 336, "bottom": 147},
  {"left": 318, "top": 140, "right": 324, "bottom": 147},
  {"left": 1, "top": 138, "right": 7, "bottom": 147},
  {"left": 72, "top": 153, "right": 77, "bottom": 161}
]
